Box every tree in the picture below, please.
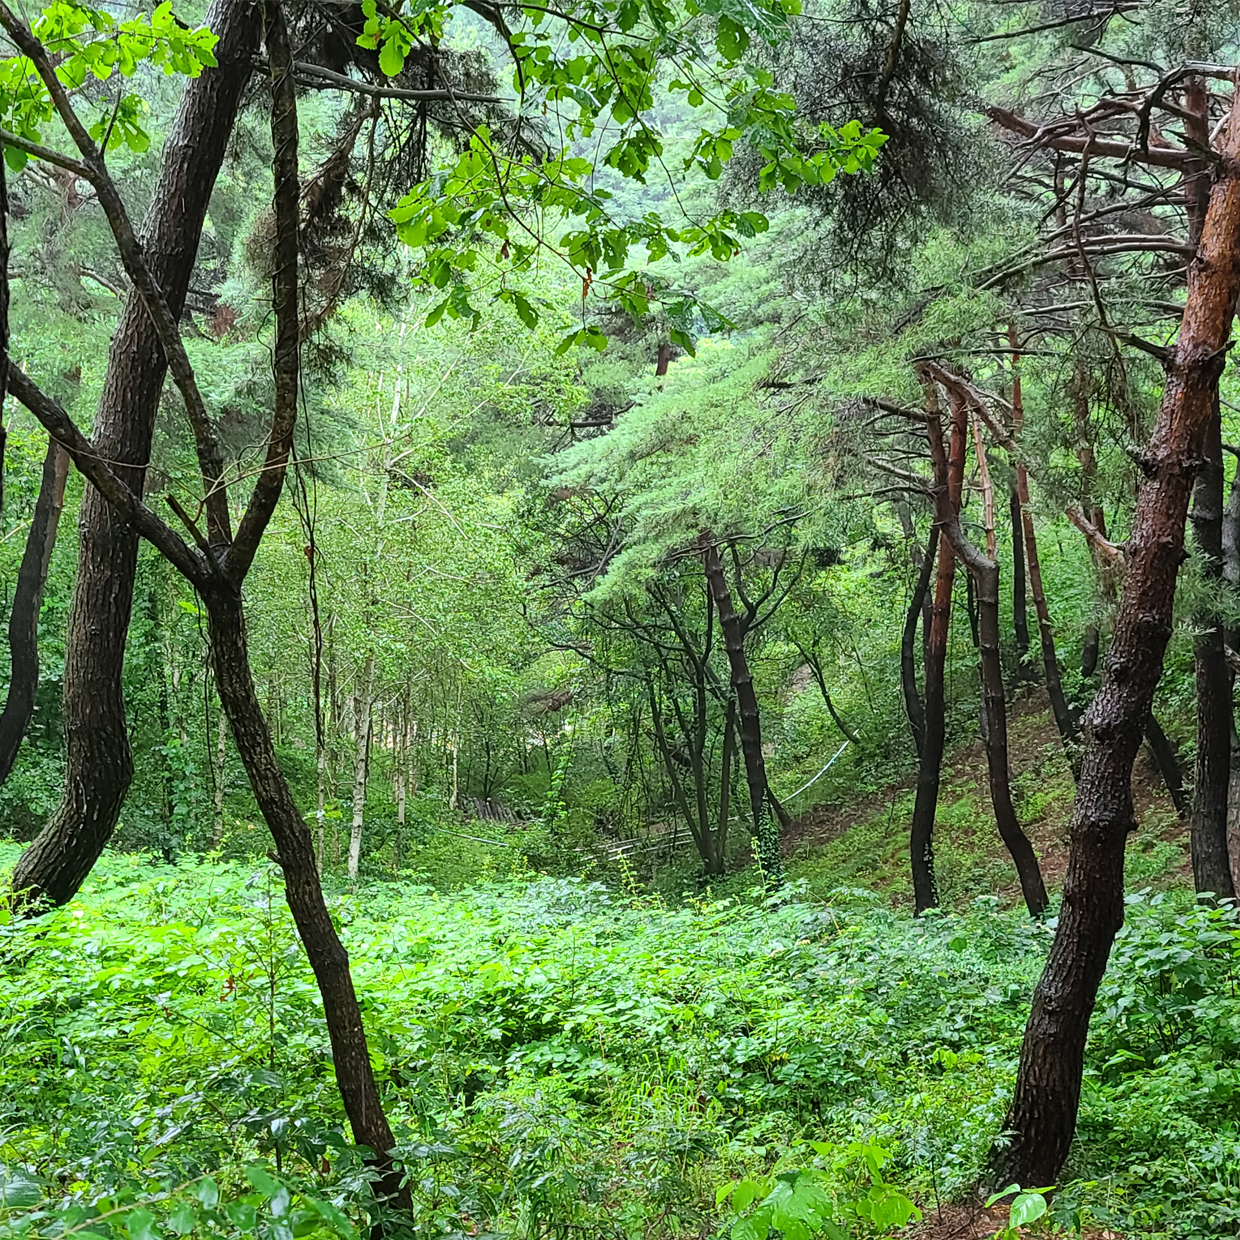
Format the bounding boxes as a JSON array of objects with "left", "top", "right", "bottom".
[
  {"left": 997, "top": 75, "right": 1240, "bottom": 1189},
  {"left": 2, "top": 0, "right": 410, "bottom": 1209},
  {"left": 10, "top": 0, "right": 259, "bottom": 905}
]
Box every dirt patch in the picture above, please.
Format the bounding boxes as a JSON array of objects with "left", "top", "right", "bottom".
[{"left": 909, "top": 1201, "right": 1122, "bottom": 1239}]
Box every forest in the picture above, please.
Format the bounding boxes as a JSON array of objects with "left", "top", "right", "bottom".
[{"left": 2, "top": 0, "right": 1240, "bottom": 1235}]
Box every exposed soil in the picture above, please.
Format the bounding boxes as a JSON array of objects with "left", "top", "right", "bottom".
[
  {"left": 783, "top": 687, "right": 1190, "bottom": 900},
  {"left": 908, "top": 1201, "right": 1121, "bottom": 1239}
]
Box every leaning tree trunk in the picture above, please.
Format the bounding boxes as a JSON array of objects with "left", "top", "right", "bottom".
[
  {"left": 1145, "top": 712, "right": 1190, "bottom": 818},
  {"left": 928, "top": 409, "right": 1048, "bottom": 918},
  {"left": 204, "top": 583, "right": 408, "bottom": 1211},
  {"left": 908, "top": 385, "right": 966, "bottom": 914},
  {"left": 11, "top": 0, "right": 260, "bottom": 907},
  {"left": 702, "top": 541, "right": 784, "bottom": 883},
  {"left": 901, "top": 525, "right": 938, "bottom": 755},
  {"left": 998, "top": 83, "right": 1240, "bottom": 1188},
  {"left": 1189, "top": 399, "right": 1236, "bottom": 897},
  {"left": 0, "top": 437, "right": 68, "bottom": 784}
]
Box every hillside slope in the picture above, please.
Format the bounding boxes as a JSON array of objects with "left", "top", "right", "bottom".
[{"left": 784, "top": 691, "right": 1188, "bottom": 907}]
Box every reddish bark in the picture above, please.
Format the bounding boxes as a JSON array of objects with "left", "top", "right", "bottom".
[{"left": 999, "top": 82, "right": 1240, "bottom": 1187}]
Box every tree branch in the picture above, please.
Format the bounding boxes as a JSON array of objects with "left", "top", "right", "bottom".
[
  {"left": 0, "top": 1, "right": 234, "bottom": 545},
  {"left": 7, "top": 364, "right": 204, "bottom": 584},
  {"left": 227, "top": 0, "right": 300, "bottom": 582}
]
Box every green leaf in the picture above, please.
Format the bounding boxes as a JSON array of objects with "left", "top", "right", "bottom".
[
  {"left": 1009, "top": 1191, "right": 1048, "bottom": 1227},
  {"left": 125, "top": 1208, "right": 161, "bottom": 1240},
  {"left": 378, "top": 38, "right": 405, "bottom": 76},
  {"left": 0, "top": 1167, "right": 41, "bottom": 1208}
]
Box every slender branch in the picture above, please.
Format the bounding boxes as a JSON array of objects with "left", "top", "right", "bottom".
[
  {"left": 988, "top": 104, "right": 1196, "bottom": 170},
  {"left": 227, "top": 0, "right": 299, "bottom": 582},
  {"left": 280, "top": 58, "right": 510, "bottom": 104},
  {"left": 0, "top": 1, "right": 234, "bottom": 545},
  {"left": 0, "top": 128, "right": 90, "bottom": 178},
  {"left": 7, "top": 364, "right": 204, "bottom": 584}
]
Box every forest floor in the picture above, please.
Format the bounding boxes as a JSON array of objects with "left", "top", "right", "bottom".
[{"left": 781, "top": 689, "right": 1188, "bottom": 908}]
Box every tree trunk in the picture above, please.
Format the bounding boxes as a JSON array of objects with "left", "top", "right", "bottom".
[
  {"left": 347, "top": 649, "right": 376, "bottom": 881},
  {"left": 0, "top": 437, "right": 68, "bottom": 784},
  {"left": 716, "top": 695, "right": 735, "bottom": 875},
  {"left": 702, "top": 542, "right": 783, "bottom": 883},
  {"left": 901, "top": 525, "right": 938, "bottom": 755},
  {"left": 649, "top": 683, "right": 708, "bottom": 864},
  {"left": 908, "top": 386, "right": 967, "bottom": 913},
  {"left": 204, "top": 582, "right": 408, "bottom": 1212},
  {"left": 1010, "top": 335, "right": 1079, "bottom": 770},
  {"left": 998, "top": 84, "right": 1240, "bottom": 1188},
  {"left": 212, "top": 707, "right": 227, "bottom": 849},
  {"left": 1010, "top": 485, "right": 1030, "bottom": 665},
  {"left": 929, "top": 409, "right": 1048, "bottom": 918},
  {"left": 1145, "top": 711, "right": 1189, "bottom": 818},
  {"left": 1223, "top": 453, "right": 1240, "bottom": 891},
  {"left": 10, "top": 0, "right": 260, "bottom": 907},
  {"left": 1189, "top": 400, "right": 1236, "bottom": 897}
]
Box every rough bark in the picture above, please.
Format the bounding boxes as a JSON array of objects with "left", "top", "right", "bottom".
[
  {"left": 0, "top": 437, "right": 68, "bottom": 784},
  {"left": 928, "top": 408, "right": 1048, "bottom": 918},
  {"left": 205, "top": 584, "right": 406, "bottom": 1209},
  {"left": 11, "top": 0, "right": 260, "bottom": 907},
  {"left": 702, "top": 541, "right": 784, "bottom": 883},
  {"left": 908, "top": 388, "right": 966, "bottom": 914},
  {"left": 901, "top": 525, "right": 939, "bottom": 755},
  {"left": 998, "top": 83, "right": 1240, "bottom": 1188},
  {"left": 1189, "top": 400, "right": 1236, "bottom": 897},
  {"left": 0, "top": 152, "right": 9, "bottom": 517}
]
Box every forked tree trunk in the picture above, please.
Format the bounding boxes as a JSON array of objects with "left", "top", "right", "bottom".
[
  {"left": 908, "top": 387, "right": 966, "bottom": 914},
  {"left": 1189, "top": 400, "right": 1236, "bottom": 897},
  {"left": 11, "top": 0, "right": 260, "bottom": 907},
  {"left": 347, "top": 649, "right": 376, "bottom": 881},
  {"left": 928, "top": 409, "right": 1048, "bottom": 918},
  {"left": 0, "top": 437, "right": 68, "bottom": 784},
  {"left": 3, "top": 2, "right": 408, "bottom": 1217},
  {"left": 901, "top": 525, "right": 939, "bottom": 755},
  {"left": 205, "top": 584, "right": 407, "bottom": 1210},
  {"left": 702, "top": 541, "right": 784, "bottom": 883},
  {"left": 649, "top": 683, "right": 711, "bottom": 867},
  {"left": 998, "top": 84, "right": 1240, "bottom": 1188}
]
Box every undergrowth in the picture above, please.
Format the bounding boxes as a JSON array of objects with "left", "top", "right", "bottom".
[{"left": 1, "top": 850, "right": 1238, "bottom": 1239}]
